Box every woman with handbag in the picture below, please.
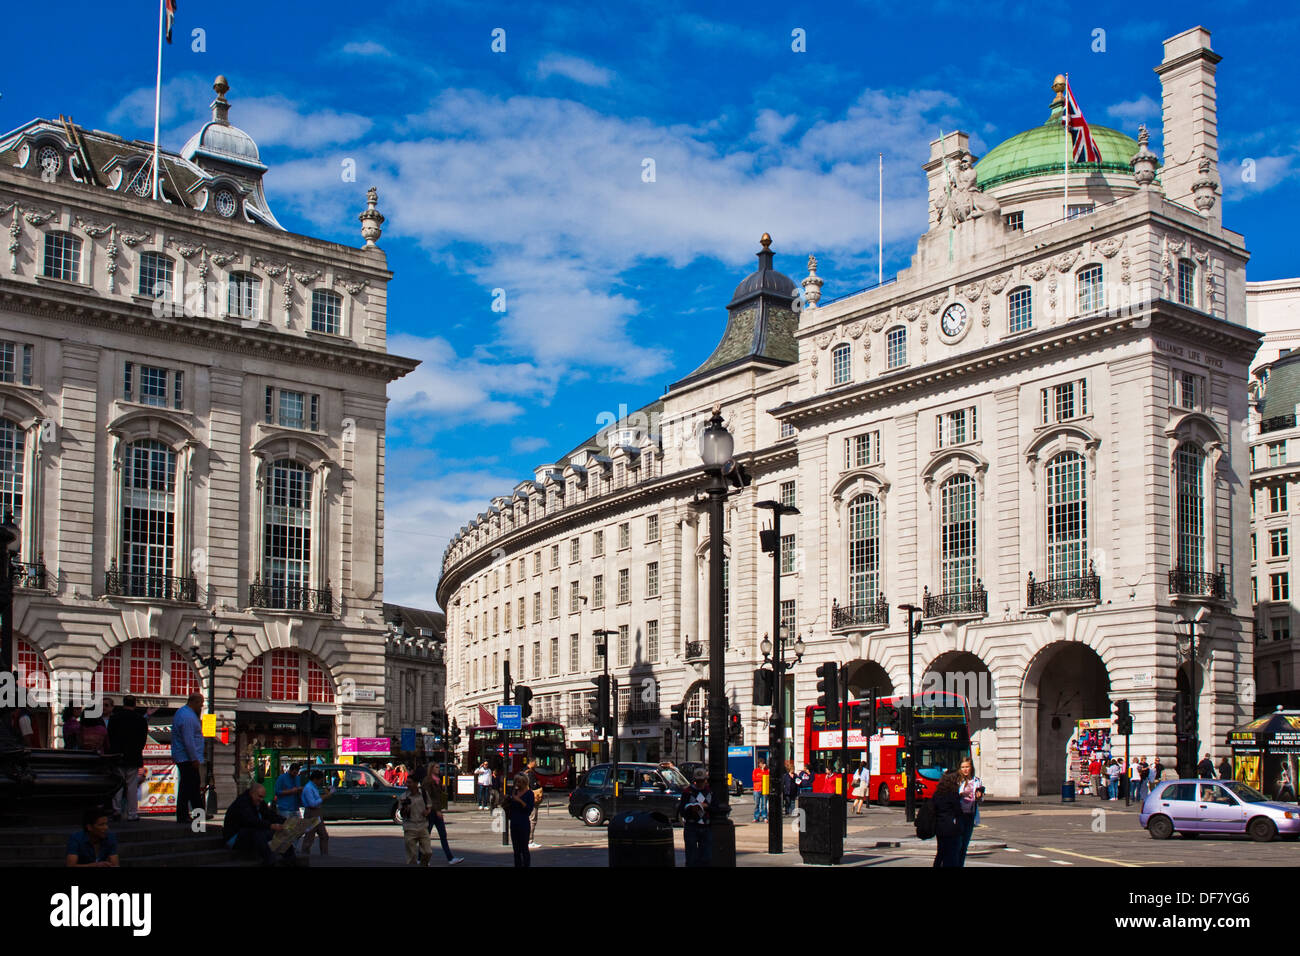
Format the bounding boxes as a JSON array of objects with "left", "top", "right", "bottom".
[
  {"left": 932, "top": 772, "right": 965, "bottom": 867},
  {"left": 956, "top": 758, "right": 985, "bottom": 865}
]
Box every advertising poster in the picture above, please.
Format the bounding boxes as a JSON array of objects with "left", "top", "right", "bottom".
[{"left": 141, "top": 741, "right": 177, "bottom": 815}]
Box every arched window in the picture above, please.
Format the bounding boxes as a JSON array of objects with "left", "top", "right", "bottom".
[
  {"left": 236, "top": 649, "right": 333, "bottom": 702},
  {"left": 0, "top": 420, "right": 25, "bottom": 529},
  {"left": 886, "top": 327, "right": 907, "bottom": 369},
  {"left": 311, "top": 289, "right": 342, "bottom": 334},
  {"left": 1175, "top": 443, "right": 1206, "bottom": 574},
  {"left": 228, "top": 271, "right": 261, "bottom": 320},
  {"left": 93, "top": 640, "right": 199, "bottom": 696},
  {"left": 1045, "top": 451, "right": 1088, "bottom": 579},
  {"left": 43, "top": 232, "right": 81, "bottom": 282},
  {"left": 15, "top": 639, "right": 49, "bottom": 691},
  {"left": 262, "top": 460, "right": 312, "bottom": 608},
  {"left": 848, "top": 494, "right": 880, "bottom": 605},
  {"left": 1076, "top": 264, "right": 1104, "bottom": 314},
  {"left": 236, "top": 656, "right": 264, "bottom": 699},
  {"left": 831, "top": 343, "right": 851, "bottom": 385},
  {"left": 940, "top": 475, "right": 977, "bottom": 593},
  {"left": 138, "top": 252, "right": 174, "bottom": 299},
  {"left": 119, "top": 440, "right": 176, "bottom": 598},
  {"left": 1177, "top": 259, "right": 1196, "bottom": 307},
  {"left": 1008, "top": 286, "right": 1033, "bottom": 333}
]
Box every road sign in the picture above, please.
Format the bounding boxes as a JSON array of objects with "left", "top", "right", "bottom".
[
  {"left": 400, "top": 728, "right": 417, "bottom": 752},
  {"left": 497, "top": 705, "right": 523, "bottom": 730}
]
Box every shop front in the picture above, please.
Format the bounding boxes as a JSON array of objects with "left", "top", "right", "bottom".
[
  {"left": 1229, "top": 709, "right": 1300, "bottom": 802},
  {"left": 236, "top": 709, "right": 335, "bottom": 795},
  {"left": 1069, "top": 718, "right": 1115, "bottom": 797}
]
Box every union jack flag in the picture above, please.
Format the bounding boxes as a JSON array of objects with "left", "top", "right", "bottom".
[
  {"left": 165, "top": 0, "right": 177, "bottom": 44},
  {"left": 1062, "top": 77, "right": 1102, "bottom": 164}
]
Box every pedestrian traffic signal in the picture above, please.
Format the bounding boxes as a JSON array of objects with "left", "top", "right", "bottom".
[
  {"left": 451, "top": 722, "right": 462, "bottom": 748},
  {"left": 728, "top": 712, "right": 742, "bottom": 743},
  {"left": 723, "top": 459, "right": 752, "bottom": 490},
  {"left": 753, "top": 667, "right": 774, "bottom": 707},
  {"left": 515, "top": 684, "right": 534, "bottom": 720},
  {"left": 864, "top": 689, "right": 878, "bottom": 738},
  {"left": 669, "top": 702, "right": 685, "bottom": 735},
  {"left": 816, "top": 662, "right": 839, "bottom": 724},
  {"left": 1114, "top": 698, "right": 1133, "bottom": 736},
  {"left": 592, "top": 674, "right": 610, "bottom": 735}
]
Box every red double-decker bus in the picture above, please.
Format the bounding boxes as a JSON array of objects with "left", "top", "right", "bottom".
[
  {"left": 467, "top": 720, "right": 572, "bottom": 789},
  {"left": 802, "top": 692, "right": 971, "bottom": 803}
]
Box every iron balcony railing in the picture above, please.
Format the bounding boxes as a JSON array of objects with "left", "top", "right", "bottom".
[
  {"left": 1026, "top": 564, "right": 1101, "bottom": 608},
  {"left": 684, "top": 640, "right": 706, "bottom": 660},
  {"left": 621, "top": 704, "right": 662, "bottom": 724},
  {"left": 831, "top": 598, "right": 890, "bottom": 629},
  {"left": 12, "top": 557, "right": 47, "bottom": 590},
  {"left": 923, "top": 582, "right": 988, "bottom": 619},
  {"left": 1169, "top": 565, "right": 1227, "bottom": 600},
  {"left": 249, "top": 577, "right": 334, "bottom": 613},
  {"left": 105, "top": 564, "right": 197, "bottom": 602}
]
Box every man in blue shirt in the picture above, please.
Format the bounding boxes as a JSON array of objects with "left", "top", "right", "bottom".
[
  {"left": 171, "top": 693, "right": 206, "bottom": 824},
  {"left": 300, "top": 769, "right": 329, "bottom": 856},
  {"left": 274, "top": 762, "right": 304, "bottom": 818},
  {"left": 66, "top": 807, "right": 120, "bottom": 867}
]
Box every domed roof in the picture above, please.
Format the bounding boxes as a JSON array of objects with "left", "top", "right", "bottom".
[
  {"left": 180, "top": 76, "right": 266, "bottom": 171},
  {"left": 976, "top": 78, "right": 1141, "bottom": 190},
  {"left": 728, "top": 233, "right": 796, "bottom": 307}
]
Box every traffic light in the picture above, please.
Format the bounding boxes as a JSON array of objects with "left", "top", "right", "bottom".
[
  {"left": 864, "top": 689, "right": 878, "bottom": 738},
  {"left": 728, "top": 712, "right": 742, "bottom": 743},
  {"left": 502, "top": 659, "right": 512, "bottom": 702},
  {"left": 723, "top": 459, "right": 751, "bottom": 490},
  {"left": 816, "top": 662, "right": 840, "bottom": 724},
  {"left": 1114, "top": 698, "right": 1133, "bottom": 736},
  {"left": 451, "top": 721, "right": 462, "bottom": 748},
  {"left": 911, "top": 613, "right": 924, "bottom": 637},
  {"left": 753, "top": 668, "right": 773, "bottom": 707},
  {"left": 881, "top": 705, "right": 900, "bottom": 733},
  {"left": 515, "top": 684, "right": 534, "bottom": 720},
  {"left": 592, "top": 675, "right": 610, "bottom": 735},
  {"left": 669, "top": 702, "right": 685, "bottom": 735}
]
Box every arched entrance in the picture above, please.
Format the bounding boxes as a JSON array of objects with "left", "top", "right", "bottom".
[
  {"left": 925, "top": 651, "right": 996, "bottom": 770},
  {"left": 1022, "top": 642, "right": 1111, "bottom": 795},
  {"left": 844, "top": 660, "right": 894, "bottom": 699}
]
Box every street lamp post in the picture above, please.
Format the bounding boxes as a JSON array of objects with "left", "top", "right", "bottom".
[
  {"left": 756, "top": 497, "right": 801, "bottom": 854},
  {"left": 760, "top": 625, "right": 804, "bottom": 854},
  {"left": 1179, "top": 606, "right": 1211, "bottom": 776},
  {"left": 188, "top": 610, "right": 237, "bottom": 814},
  {"left": 700, "top": 404, "right": 741, "bottom": 867},
  {"left": 898, "top": 603, "right": 921, "bottom": 824},
  {"left": 593, "top": 628, "right": 617, "bottom": 816}
]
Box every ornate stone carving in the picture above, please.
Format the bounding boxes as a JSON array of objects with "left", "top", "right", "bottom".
[
  {"left": 1095, "top": 237, "right": 1123, "bottom": 259},
  {"left": 1048, "top": 274, "right": 1058, "bottom": 312},
  {"left": 118, "top": 230, "right": 151, "bottom": 247},
  {"left": 338, "top": 277, "right": 368, "bottom": 295},
  {"left": 359, "top": 186, "right": 385, "bottom": 247},
  {"left": 208, "top": 249, "right": 240, "bottom": 267},
  {"left": 1052, "top": 250, "right": 1079, "bottom": 273},
  {"left": 169, "top": 239, "right": 203, "bottom": 259},
  {"left": 926, "top": 295, "right": 943, "bottom": 315},
  {"left": 1121, "top": 253, "right": 1131, "bottom": 286},
  {"left": 1130, "top": 125, "right": 1160, "bottom": 189},
  {"left": 815, "top": 332, "right": 834, "bottom": 351},
  {"left": 987, "top": 273, "right": 1009, "bottom": 295},
  {"left": 846, "top": 320, "right": 866, "bottom": 339},
  {"left": 293, "top": 268, "right": 323, "bottom": 286},
  {"left": 1026, "top": 261, "right": 1047, "bottom": 281},
  {"left": 963, "top": 279, "right": 984, "bottom": 301},
  {"left": 901, "top": 303, "right": 921, "bottom": 322},
  {"left": 933, "top": 151, "right": 1001, "bottom": 224},
  {"left": 23, "top": 210, "right": 57, "bottom": 226},
  {"left": 801, "top": 254, "right": 824, "bottom": 307},
  {"left": 1191, "top": 158, "right": 1220, "bottom": 217},
  {"left": 74, "top": 217, "right": 114, "bottom": 238},
  {"left": 868, "top": 311, "right": 887, "bottom": 333},
  {"left": 104, "top": 240, "right": 118, "bottom": 293}
]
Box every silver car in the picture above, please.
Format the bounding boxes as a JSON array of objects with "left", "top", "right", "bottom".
[{"left": 1139, "top": 778, "right": 1300, "bottom": 842}]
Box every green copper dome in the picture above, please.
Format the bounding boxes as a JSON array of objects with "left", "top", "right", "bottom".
[{"left": 975, "top": 105, "right": 1142, "bottom": 190}]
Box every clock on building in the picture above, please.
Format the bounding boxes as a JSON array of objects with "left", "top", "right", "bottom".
[{"left": 941, "top": 302, "right": 968, "bottom": 338}]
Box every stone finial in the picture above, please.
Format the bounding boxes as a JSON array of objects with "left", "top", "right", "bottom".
[
  {"left": 359, "top": 186, "right": 385, "bottom": 247},
  {"left": 1129, "top": 123, "right": 1160, "bottom": 190},
  {"left": 1191, "top": 156, "right": 1219, "bottom": 217},
  {"left": 211, "top": 75, "right": 231, "bottom": 125},
  {"left": 801, "top": 253, "right": 824, "bottom": 308}
]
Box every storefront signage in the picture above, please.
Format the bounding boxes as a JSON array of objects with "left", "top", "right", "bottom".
[
  {"left": 353, "top": 689, "right": 376, "bottom": 701},
  {"left": 338, "top": 736, "right": 390, "bottom": 756}
]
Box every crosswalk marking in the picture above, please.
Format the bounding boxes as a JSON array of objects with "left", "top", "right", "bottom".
[
  {"left": 1051, "top": 860, "right": 1074, "bottom": 866},
  {"left": 1026, "top": 853, "right": 1045, "bottom": 858}
]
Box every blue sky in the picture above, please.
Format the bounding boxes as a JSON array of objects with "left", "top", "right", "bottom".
[{"left": 4, "top": 0, "right": 1295, "bottom": 609}]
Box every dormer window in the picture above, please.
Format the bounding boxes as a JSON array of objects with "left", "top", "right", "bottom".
[
  {"left": 214, "top": 189, "right": 238, "bottom": 219},
  {"left": 311, "top": 290, "right": 342, "bottom": 335},
  {"left": 37, "top": 145, "right": 63, "bottom": 179}
]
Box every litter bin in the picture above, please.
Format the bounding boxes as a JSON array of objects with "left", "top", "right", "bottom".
[
  {"left": 798, "top": 792, "right": 845, "bottom": 865},
  {"left": 1061, "top": 781, "right": 1076, "bottom": 803},
  {"left": 608, "top": 810, "right": 675, "bottom": 867}
]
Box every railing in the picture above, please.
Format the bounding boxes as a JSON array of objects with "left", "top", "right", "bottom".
[
  {"left": 831, "top": 598, "right": 890, "bottom": 629},
  {"left": 105, "top": 564, "right": 197, "bottom": 602},
  {"left": 1026, "top": 565, "right": 1101, "bottom": 608},
  {"left": 12, "top": 557, "right": 47, "bottom": 590},
  {"left": 621, "top": 704, "right": 662, "bottom": 724},
  {"left": 923, "top": 582, "right": 988, "bottom": 619},
  {"left": 1261, "top": 414, "right": 1297, "bottom": 435},
  {"left": 684, "top": 641, "right": 706, "bottom": 660},
  {"left": 248, "top": 577, "right": 333, "bottom": 613},
  {"left": 1169, "top": 565, "right": 1227, "bottom": 600}
]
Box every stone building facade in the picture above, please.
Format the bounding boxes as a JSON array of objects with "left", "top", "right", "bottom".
[
  {"left": 0, "top": 76, "right": 416, "bottom": 805},
  {"left": 437, "top": 27, "right": 1259, "bottom": 796}
]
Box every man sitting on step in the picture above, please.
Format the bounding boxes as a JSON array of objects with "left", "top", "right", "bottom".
[{"left": 222, "top": 783, "right": 295, "bottom": 866}]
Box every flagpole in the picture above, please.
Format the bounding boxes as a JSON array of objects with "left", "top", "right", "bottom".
[
  {"left": 152, "top": 0, "right": 165, "bottom": 201},
  {"left": 1063, "top": 73, "right": 1069, "bottom": 223},
  {"left": 878, "top": 152, "right": 883, "bottom": 285}
]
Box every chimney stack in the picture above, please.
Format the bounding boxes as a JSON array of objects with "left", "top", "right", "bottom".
[{"left": 1154, "top": 26, "right": 1222, "bottom": 226}]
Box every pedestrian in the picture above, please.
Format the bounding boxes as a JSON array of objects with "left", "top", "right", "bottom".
[
  {"left": 274, "top": 762, "right": 304, "bottom": 820},
  {"left": 65, "top": 806, "right": 120, "bottom": 868},
  {"left": 1106, "top": 758, "right": 1120, "bottom": 800},
  {"left": 80, "top": 701, "right": 109, "bottom": 753},
  {"left": 300, "top": 770, "right": 329, "bottom": 856},
  {"left": 507, "top": 772, "right": 535, "bottom": 867},
  {"left": 107, "top": 695, "right": 147, "bottom": 822},
  {"left": 420, "top": 767, "right": 465, "bottom": 865},
  {"left": 171, "top": 693, "right": 205, "bottom": 824},
  {"left": 490, "top": 768, "right": 503, "bottom": 811},
  {"left": 401, "top": 775, "right": 433, "bottom": 865},
  {"left": 1127, "top": 758, "right": 1140, "bottom": 801},
  {"left": 1153, "top": 756, "right": 1166, "bottom": 782},
  {"left": 783, "top": 764, "right": 797, "bottom": 814},
  {"left": 931, "top": 772, "right": 964, "bottom": 867},
  {"left": 1218, "top": 755, "right": 1233, "bottom": 780},
  {"left": 851, "top": 762, "right": 867, "bottom": 815},
  {"left": 1136, "top": 756, "right": 1151, "bottom": 802},
  {"left": 475, "top": 760, "right": 492, "bottom": 809},
  {"left": 13, "top": 706, "right": 41, "bottom": 747},
  {"left": 680, "top": 767, "right": 712, "bottom": 866},
  {"left": 525, "top": 757, "right": 543, "bottom": 848},
  {"left": 955, "top": 758, "right": 984, "bottom": 866},
  {"left": 796, "top": 765, "right": 812, "bottom": 793},
  {"left": 752, "top": 759, "right": 768, "bottom": 822},
  {"left": 61, "top": 705, "right": 82, "bottom": 750},
  {"left": 1088, "top": 754, "right": 1103, "bottom": 799},
  {"left": 1197, "top": 752, "right": 1216, "bottom": 779},
  {"left": 222, "top": 783, "right": 294, "bottom": 866},
  {"left": 382, "top": 762, "right": 395, "bottom": 785}
]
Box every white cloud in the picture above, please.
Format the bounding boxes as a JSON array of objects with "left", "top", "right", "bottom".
[
  {"left": 535, "top": 53, "right": 614, "bottom": 88},
  {"left": 510, "top": 436, "right": 549, "bottom": 455},
  {"left": 1223, "top": 154, "right": 1298, "bottom": 200},
  {"left": 1106, "top": 94, "right": 1160, "bottom": 126},
  {"left": 342, "top": 41, "right": 393, "bottom": 58}
]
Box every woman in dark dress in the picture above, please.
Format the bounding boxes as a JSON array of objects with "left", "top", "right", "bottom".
[
  {"left": 507, "top": 773, "right": 535, "bottom": 867},
  {"left": 931, "top": 772, "right": 965, "bottom": 867}
]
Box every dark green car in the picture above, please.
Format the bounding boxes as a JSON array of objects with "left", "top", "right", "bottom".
[{"left": 313, "top": 764, "right": 406, "bottom": 822}]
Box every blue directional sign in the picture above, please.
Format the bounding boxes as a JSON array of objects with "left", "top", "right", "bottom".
[
  {"left": 497, "top": 705, "right": 523, "bottom": 730},
  {"left": 401, "top": 728, "right": 417, "bottom": 752}
]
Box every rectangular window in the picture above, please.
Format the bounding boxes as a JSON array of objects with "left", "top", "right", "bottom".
[
  {"left": 1252, "top": 534, "right": 1258, "bottom": 562},
  {"left": 1008, "top": 286, "right": 1033, "bottom": 333},
  {"left": 780, "top": 480, "right": 797, "bottom": 509},
  {"left": 137, "top": 253, "right": 174, "bottom": 299},
  {"left": 533, "top": 642, "right": 541, "bottom": 678},
  {"left": 780, "top": 420, "right": 796, "bottom": 439},
  {"left": 1178, "top": 259, "right": 1196, "bottom": 307},
  {"left": 569, "top": 634, "right": 580, "bottom": 673},
  {"left": 646, "top": 514, "right": 659, "bottom": 543},
  {"left": 1271, "top": 528, "right": 1289, "bottom": 558},
  {"left": 647, "top": 620, "right": 659, "bottom": 661},
  {"left": 780, "top": 599, "right": 797, "bottom": 639},
  {"left": 646, "top": 561, "right": 659, "bottom": 598},
  {"left": 593, "top": 575, "right": 604, "bottom": 609},
  {"left": 550, "top": 637, "right": 559, "bottom": 676},
  {"left": 227, "top": 272, "right": 261, "bottom": 320},
  {"left": 617, "top": 624, "right": 629, "bottom": 667},
  {"left": 310, "top": 289, "right": 343, "bottom": 334},
  {"left": 1174, "top": 370, "right": 1204, "bottom": 411},
  {"left": 618, "top": 522, "right": 630, "bottom": 550},
  {"left": 265, "top": 386, "right": 320, "bottom": 430},
  {"left": 492, "top": 606, "right": 500, "bottom": 635},
  {"left": 1272, "top": 617, "right": 1291, "bottom": 642},
  {"left": 1077, "top": 264, "right": 1104, "bottom": 313},
  {"left": 780, "top": 533, "right": 797, "bottom": 575},
  {"left": 832, "top": 344, "right": 851, "bottom": 385},
  {"left": 1041, "top": 379, "right": 1088, "bottom": 425},
  {"left": 937, "top": 407, "right": 977, "bottom": 447},
  {"left": 570, "top": 537, "right": 580, "bottom": 563},
  {"left": 550, "top": 543, "right": 560, "bottom": 569},
  {"left": 845, "top": 431, "right": 880, "bottom": 469},
  {"left": 1269, "top": 442, "right": 1287, "bottom": 468},
  {"left": 516, "top": 596, "right": 525, "bottom": 627},
  {"left": 1271, "top": 485, "right": 1288, "bottom": 513},
  {"left": 533, "top": 552, "right": 542, "bottom": 575},
  {"left": 1004, "top": 211, "right": 1024, "bottom": 232},
  {"left": 0, "top": 342, "right": 33, "bottom": 387},
  {"left": 504, "top": 564, "right": 511, "bottom": 587},
  {"left": 569, "top": 580, "right": 581, "bottom": 613},
  {"left": 886, "top": 327, "right": 907, "bottom": 369},
  {"left": 593, "top": 530, "right": 604, "bottom": 557},
  {"left": 1067, "top": 204, "right": 1094, "bottom": 220},
  {"left": 43, "top": 233, "right": 81, "bottom": 282},
  {"left": 550, "top": 585, "right": 559, "bottom": 618},
  {"left": 618, "top": 568, "right": 629, "bottom": 604},
  {"left": 1272, "top": 573, "right": 1290, "bottom": 602},
  {"left": 503, "top": 603, "right": 511, "bottom": 631},
  {"left": 532, "top": 592, "right": 541, "bottom": 623}
]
